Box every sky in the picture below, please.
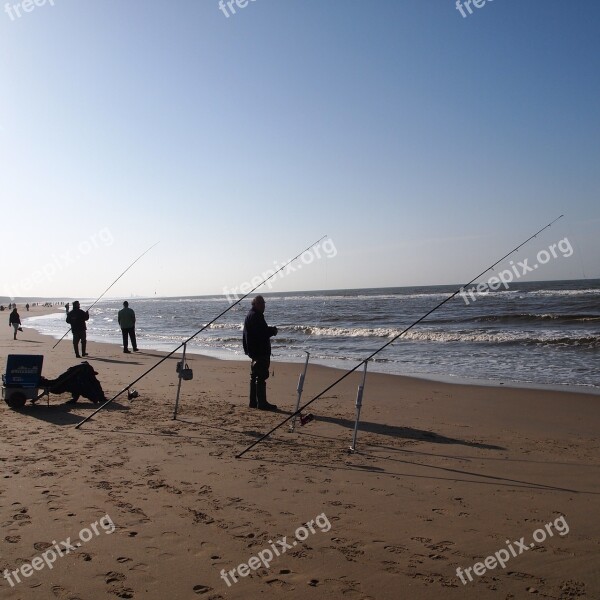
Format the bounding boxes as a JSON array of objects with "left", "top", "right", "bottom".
[{"left": 1, "top": 0, "right": 599, "bottom": 299}]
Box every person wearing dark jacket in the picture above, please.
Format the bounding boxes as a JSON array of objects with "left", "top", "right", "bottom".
[
  {"left": 242, "top": 295, "right": 278, "bottom": 410},
  {"left": 9, "top": 307, "right": 21, "bottom": 340},
  {"left": 66, "top": 300, "right": 89, "bottom": 358},
  {"left": 118, "top": 300, "right": 138, "bottom": 353}
]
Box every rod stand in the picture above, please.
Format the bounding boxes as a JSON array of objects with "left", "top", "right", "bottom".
[
  {"left": 173, "top": 343, "right": 187, "bottom": 420},
  {"left": 290, "top": 351, "right": 310, "bottom": 432},
  {"left": 349, "top": 360, "right": 369, "bottom": 453}
]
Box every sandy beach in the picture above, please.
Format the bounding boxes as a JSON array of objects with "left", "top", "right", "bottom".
[{"left": 0, "top": 305, "right": 598, "bottom": 600}]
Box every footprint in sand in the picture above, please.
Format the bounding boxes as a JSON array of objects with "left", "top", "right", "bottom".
[
  {"left": 51, "top": 584, "right": 81, "bottom": 599},
  {"left": 266, "top": 579, "right": 294, "bottom": 590},
  {"left": 5, "top": 535, "right": 21, "bottom": 543},
  {"left": 33, "top": 541, "right": 54, "bottom": 551},
  {"left": 78, "top": 552, "right": 93, "bottom": 562},
  {"left": 381, "top": 560, "right": 401, "bottom": 574},
  {"left": 559, "top": 580, "right": 585, "bottom": 597},
  {"left": 105, "top": 571, "right": 126, "bottom": 584},
  {"left": 336, "top": 543, "right": 364, "bottom": 561},
  {"left": 426, "top": 540, "right": 455, "bottom": 553},
  {"left": 188, "top": 509, "right": 215, "bottom": 524},
  {"left": 384, "top": 545, "right": 407, "bottom": 554},
  {"left": 192, "top": 584, "right": 212, "bottom": 594},
  {"left": 109, "top": 587, "right": 134, "bottom": 599}
]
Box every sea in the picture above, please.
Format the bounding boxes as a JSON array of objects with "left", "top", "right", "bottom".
[{"left": 24, "top": 279, "right": 599, "bottom": 391}]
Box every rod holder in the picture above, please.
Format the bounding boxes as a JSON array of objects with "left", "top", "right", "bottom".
[
  {"left": 173, "top": 342, "right": 187, "bottom": 420},
  {"left": 290, "top": 351, "right": 310, "bottom": 432},
  {"left": 349, "top": 360, "right": 368, "bottom": 453}
]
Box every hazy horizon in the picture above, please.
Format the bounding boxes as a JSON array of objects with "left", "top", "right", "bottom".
[{"left": 5, "top": 276, "right": 599, "bottom": 304}]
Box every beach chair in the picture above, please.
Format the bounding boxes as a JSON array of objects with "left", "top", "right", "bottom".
[{"left": 2, "top": 354, "right": 44, "bottom": 409}]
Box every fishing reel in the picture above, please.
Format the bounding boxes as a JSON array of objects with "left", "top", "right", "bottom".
[{"left": 300, "top": 412, "right": 314, "bottom": 426}]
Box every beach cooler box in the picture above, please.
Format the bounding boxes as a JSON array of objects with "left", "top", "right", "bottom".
[{"left": 2, "top": 354, "right": 44, "bottom": 409}]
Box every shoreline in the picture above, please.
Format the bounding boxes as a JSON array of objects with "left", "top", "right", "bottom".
[{"left": 22, "top": 308, "right": 600, "bottom": 398}]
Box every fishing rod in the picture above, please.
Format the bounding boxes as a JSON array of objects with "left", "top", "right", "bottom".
[
  {"left": 75, "top": 235, "right": 328, "bottom": 429},
  {"left": 236, "top": 215, "right": 565, "bottom": 458},
  {"left": 53, "top": 242, "right": 160, "bottom": 349}
]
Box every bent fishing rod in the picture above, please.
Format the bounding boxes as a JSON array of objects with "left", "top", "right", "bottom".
[
  {"left": 75, "top": 235, "right": 328, "bottom": 429},
  {"left": 53, "top": 242, "right": 160, "bottom": 349},
  {"left": 236, "top": 215, "right": 565, "bottom": 458}
]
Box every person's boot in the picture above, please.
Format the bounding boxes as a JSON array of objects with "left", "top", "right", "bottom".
[
  {"left": 74, "top": 342, "right": 81, "bottom": 358},
  {"left": 249, "top": 379, "right": 257, "bottom": 408},
  {"left": 256, "top": 380, "right": 277, "bottom": 411},
  {"left": 82, "top": 341, "right": 88, "bottom": 357}
]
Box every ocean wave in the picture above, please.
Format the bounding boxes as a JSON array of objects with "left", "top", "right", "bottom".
[
  {"left": 525, "top": 288, "right": 600, "bottom": 297},
  {"left": 286, "top": 325, "right": 402, "bottom": 338},
  {"left": 428, "top": 313, "right": 600, "bottom": 325},
  {"left": 398, "top": 330, "right": 600, "bottom": 347},
  {"left": 207, "top": 322, "right": 242, "bottom": 330},
  {"left": 280, "top": 324, "right": 599, "bottom": 347},
  {"left": 398, "top": 330, "right": 599, "bottom": 347}
]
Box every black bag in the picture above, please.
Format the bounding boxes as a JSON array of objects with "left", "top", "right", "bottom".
[{"left": 39, "top": 362, "right": 106, "bottom": 403}]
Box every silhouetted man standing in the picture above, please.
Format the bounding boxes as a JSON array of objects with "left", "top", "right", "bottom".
[
  {"left": 118, "top": 300, "right": 138, "bottom": 354},
  {"left": 243, "top": 295, "right": 278, "bottom": 411},
  {"left": 66, "top": 301, "right": 89, "bottom": 358}
]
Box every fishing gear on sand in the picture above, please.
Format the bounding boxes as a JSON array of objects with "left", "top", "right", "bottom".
[
  {"left": 53, "top": 242, "right": 159, "bottom": 349},
  {"left": 235, "top": 215, "right": 565, "bottom": 459},
  {"left": 74, "top": 235, "right": 328, "bottom": 429}
]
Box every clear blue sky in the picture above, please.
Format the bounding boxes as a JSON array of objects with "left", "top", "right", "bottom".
[{"left": 1, "top": 0, "right": 598, "bottom": 299}]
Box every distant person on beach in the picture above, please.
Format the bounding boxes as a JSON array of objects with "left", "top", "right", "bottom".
[
  {"left": 65, "top": 302, "right": 70, "bottom": 313},
  {"left": 9, "top": 307, "right": 21, "bottom": 340},
  {"left": 117, "top": 301, "right": 138, "bottom": 354},
  {"left": 66, "top": 301, "right": 89, "bottom": 358},
  {"left": 243, "top": 295, "right": 278, "bottom": 411},
  {"left": 25, "top": 303, "right": 29, "bottom": 311}
]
